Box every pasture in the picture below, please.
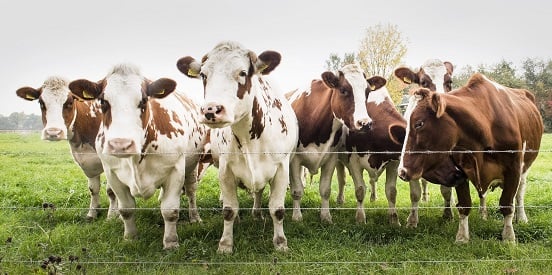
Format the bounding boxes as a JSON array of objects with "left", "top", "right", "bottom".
[{"left": 0, "top": 132, "right": 551, "bottom": 274}]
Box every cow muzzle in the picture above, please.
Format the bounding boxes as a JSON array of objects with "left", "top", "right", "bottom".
[
  {"left": 200, "top": 102, "right": 230, "bottom": 127},
  {"left": 106, "top": 138, "right": 137, "bottom": 157},
  {"left": 42, "top": 127, "right": 66, "bottom": 141}
]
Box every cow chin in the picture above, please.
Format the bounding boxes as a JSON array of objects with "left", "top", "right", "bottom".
[
  {"left": 422, "top": 165, "right": 467, "bottom": 187},
  {"left": 200, "top": 116, "right": 233, "bottom": 128}
]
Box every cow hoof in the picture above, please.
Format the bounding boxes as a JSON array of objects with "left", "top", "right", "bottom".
[
  {"left": 442, "top": 210, "right": 454, "bottom": 221},
  {"left": 107, "top": 209, "right": 120, "bottom": 220},
  {"left": 336, "top": 197, "right": 344, "bottom": 206},
  {"left": 389, "top": 213, "right": 401, "bottom": 226},
  {"left": 320, "top": 214, "right": 333, "bottom": 224},
  {"left": 275, "top": 245, "right": 289, "bottom": 252},
  {"left": 163, "top": 241, "right": 180, "bottom": 250},
  {"left": 217, "top": 245, "right": 233, "bottom": 254},
  {"left": 356, "top": 212, "right": 366, "bottom": 224},
  {"left": 370, "top": 194, "right": 377, "bottom": 202},
  {"left": 455, "top": 235, "right": 469, "bottom": 244},
  {"left": 292, "top": 212, "right": 303, "bottom": 222},
  {"left": 189, "top": 216, "right": 203, "bottom": 223},
  {"left": 421, "top": 193, "right": 429, "bottom": 202}
]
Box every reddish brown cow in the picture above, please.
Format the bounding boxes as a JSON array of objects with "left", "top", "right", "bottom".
[
  {"left": 16, "top": 77, "right": 117, "bottom": 220},
  {"left": 396, "top": 73, "right": 543, "bottom": 243}
]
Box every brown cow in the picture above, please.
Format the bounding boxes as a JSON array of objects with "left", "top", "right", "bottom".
[
  {"left": 394, "top": 59, "right": 458, "bottom": 220},
  {"left": 396, "top": 73, "right": 543, "bottom": 243}
]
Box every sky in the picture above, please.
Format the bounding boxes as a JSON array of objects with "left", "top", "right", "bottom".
[{"left": 2, "top": 0, "right": 551, "bottom": 116}]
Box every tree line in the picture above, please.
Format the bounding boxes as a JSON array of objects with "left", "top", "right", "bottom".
[{"left": 0, "top": 112, "right": 42, "bottom": 130}]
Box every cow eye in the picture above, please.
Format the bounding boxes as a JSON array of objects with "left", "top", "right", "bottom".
[
  {"left": 414, "top": 120, "right": 424, "bottom": 129},
  {"left": 100, "top": 99, "right": 110, "bottom": 112},
  {"left": 340, "top": 89, "right": 349, "bottom": 95},
  {"left": 239, "top": 70, "right": 247, "bottom": 77}
]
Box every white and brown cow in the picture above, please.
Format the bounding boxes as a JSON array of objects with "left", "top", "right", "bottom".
[
  {"left": 177, "top": 41, "right": 298, "bottom": 253},
  {"left": 394, "top": 59, "right": 457, "bottom": 220},
  {"left": 336, "top": 80, "right": 423, "bottom": 226},
  {"left": 287, "top": 64, "right": 373, "bottom": 224},
  {"left": 16, "top": 77, "right": 118, "bottom": 220},
  {"left": 396, "top": 73, "right": 543, "bottom": 243},
  {"left": 69, "top": 64, "right": 208, "bottom": 249}
]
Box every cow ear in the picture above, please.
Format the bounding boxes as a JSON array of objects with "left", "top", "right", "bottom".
[
  {"left": 147, "top": 78, "right": 177, "bottom": 99},
  {"left": 394, "top": 67, "right": 419, "bottom": 85},
  {"left": 430, "top": 92, "right": 446, "bottom": 118},
  {"left": 389, "top": 123, "right": 406, "bottom": 145},
  {"left": 255, "top": 50, "right": 281, "bottom": 75},
  {"left": 176, "top": 56, "right": 202, "bottom": 79},
  {"left": 321, "top": 71, "right": 340, "bottom": 89},
  {"left": 444, "top": 61, "right": 454, "bottom": 75},
  {"left": 16, "top": 87, "right": 41, "bottom": 101},
  {"left": 366, "top": 76, "right": 387, "bottom": 91},
  {"left": 69, "top": 79, "right": 102, "bottom": 100}
]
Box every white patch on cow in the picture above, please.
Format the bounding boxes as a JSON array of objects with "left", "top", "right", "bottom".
[
  {"left": 341, "top": 64, "right": 372, "bottom": 128},
  {"left": 481, "top": 74, "right": 506, "bottom": 92},
  {"left": 398, "top": 94, "right": 422, "bottom": 171},
  {"left": 101, "top": 64, "right": 145, "bottom": 154},
  {"left": 456, "top": 214, "right": 470, "bottom": 243},
  {"left": 39, "top": 76, "right": 71, "bottom": 140},
  {"left": 421, "top": 59, "right": 447, "bottom": 93},
  {"left": 367, "top": 86, "right": 392, "bottom": 105}
]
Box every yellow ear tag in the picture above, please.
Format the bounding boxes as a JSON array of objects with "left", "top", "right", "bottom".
[
  {"left": 403, "top": 77, "right": 412, "bottom": 84},
  {"left": 156, "top": 89, "right": 165, "bottom": 95},
  {"left": 258, "top": 63, "right": 268, "bottom": 72},
  {"left": 82, "top": 90, "right": 95, "bottom": 99},
  {"left": 187, "top": 68, "right": 199, "bottom": 77},
  {"left": 25, "top": 94, "right": 37, "bottom": 100},
  {"left": 370, "top": 84, "right": 376, "bottom": 91}
]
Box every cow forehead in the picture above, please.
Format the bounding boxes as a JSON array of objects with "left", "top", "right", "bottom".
[
  {"left": 421, "top": 59, "right": 446, "bottom": 90},
  {"left": 104, "top": 65, "right": 145, "bottom": 103},
  {"left": 40, "top": 76, "right": 70, "bottom": 104},
  {"left": 203, "top": 50, "right": 250, "bottom": 75},
  {"left": 341, "top": 64, "right": 366, "bottom": 87}
]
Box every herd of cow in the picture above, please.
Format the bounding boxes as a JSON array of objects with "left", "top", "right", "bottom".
[{"left": 15, "top": 41, "right": 543, "bottom": 253}]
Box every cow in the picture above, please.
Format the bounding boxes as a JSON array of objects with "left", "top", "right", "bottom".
[
  {"left": 395, "top": 73, "right": 543, "bottom": 243},
  {"left": 287, "top": 64, "right": 374, "bottom": 224},
  {"left": 335, "top": 79, "right": 429, "bottom": 226},
  {"left": 16, "top": 77, "right": 118, "bottom": 220},
  {"left": 394, "top": 59, "right": 458, "bottom": 221},
  {"left": 176, "top": 41, "right": 299, "bottom": 253},
  {"left": 68, "top": 63, "right": 209, "bottom": 249}
]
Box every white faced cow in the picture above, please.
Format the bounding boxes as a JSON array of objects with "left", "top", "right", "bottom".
[
  {"left": 394, "top": 59, "right": 460, "bottom": 221},
  {"left": 287, "top": 64, "right": 373, "bottom": 224},
  {"left": 69, "top": 64, "right": 209, "bottom": 249},
  {"left": 16, "top": 77, "right": 118, "bottom": 220},
  {"left": 177, "top": 41, "right": 299, "bottom": 253}
]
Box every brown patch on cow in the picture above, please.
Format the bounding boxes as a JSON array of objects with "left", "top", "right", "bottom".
[
  {"left": 237, "top": 73, "right": 253, "bottom": 99},
  {"left": 223, "top": 207, "right": 234, "bottom": 221},
  {"left": 279, "top": 116, "right": 288, "bottom": 135},
  {"left": 141, "top": 98, "right": 186, "bottom": 162},
  {"left": 250, "top": 97, "right": 265, "bottom": 139},
  {"left": 70, "top": 99, "right": 102, "bottom": 148},
  {"left": 119, "top": 209, "right": 133, "bottom": 220},
  {"left": 272, "top": 98, "right": 282, "bottom": 110},
  {"left": 274, "top": 207, "right": 285, "bottom": 221},
  {"left": 233, "top": 134, "right": 242, "bottom": 149}
]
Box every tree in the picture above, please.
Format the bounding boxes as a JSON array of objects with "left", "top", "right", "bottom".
[
  {"left": 357, "top": 23, "right": 407, "bottom": 78},
  {"left": 325, "top": 52, "right": 357, "bottom": 71}
]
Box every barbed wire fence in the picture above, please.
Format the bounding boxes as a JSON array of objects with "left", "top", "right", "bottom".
[{"left": 1, "top": 133, "right": 552, "bottom": 270}]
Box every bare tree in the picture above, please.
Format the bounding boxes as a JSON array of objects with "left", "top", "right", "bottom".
[
  {"left": 325, "top": 52, "right": 357, "bottom": 71},
  {"left": 357, "top": 23, "right": 407, "bottom": 78}
]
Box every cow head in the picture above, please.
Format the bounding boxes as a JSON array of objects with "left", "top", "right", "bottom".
[
  {"left": 394, "top": 88, "right": 467, "bottom": 187},
  {"left": 68, "top": 64, "right": 176, "bottom": 157},
  {"left": 176, "top": 41, "right": 280, "bottom": 128},
  {"left": 320, "top": 64, "right": 377, "bottom": 131},
  {"left": 394, "top": 59, "right": 454, "bottom": 93},
  {"left": 16, "top": 76, "right": 82, "bottom": 141}
]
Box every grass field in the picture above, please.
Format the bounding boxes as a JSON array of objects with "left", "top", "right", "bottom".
[{"left": 0, "top": 132, "right": 551, "bottom": 274}]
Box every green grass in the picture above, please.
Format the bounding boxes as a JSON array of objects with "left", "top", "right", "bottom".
[{"left": 1, "top": 132, "right": 551, "bottom": 274}]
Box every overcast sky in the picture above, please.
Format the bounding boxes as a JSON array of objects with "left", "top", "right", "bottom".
[{"left": 2, "top": 0, "right": 551, "bottom": 115}]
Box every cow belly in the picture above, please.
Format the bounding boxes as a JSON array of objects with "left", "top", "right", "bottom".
[
  {"left": 296, "top": 142, "right": 342, "bottom": 174},
  {"left": 70, "top": 144, "right": 103, "bottom": 178},
  {"left": 227, "top": 158, "right": 281, "bottom": 192}
]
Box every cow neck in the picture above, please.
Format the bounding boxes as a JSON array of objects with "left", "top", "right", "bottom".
[
  {"left": 296, "top": 82, "right": 340, "bottom": 147},
  {"left": 69, "top": 100, "right": 101, "bottom": 149}
]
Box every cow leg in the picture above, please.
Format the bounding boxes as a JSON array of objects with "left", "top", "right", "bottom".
[
  {"left": 106, "top": 182, "right": 119, "bottom": 219},
  {"left": 384, "top": 161, "right": 400, "bottom": 226},
  {"left": 406, "top": 179, "right": 421, "bottom": 228},
  {"left": 289, "top": 159, "right": 305, "bottom": 222},
  {"left": 500, "top": 168, "right": 521, "bottom": 243},
  {"left": 252, "top": 189, "right": 264, "bottom": 220},
  {"left": 86, "top": 175, "right": 101, "bottom": 220},
  {"left": 441, "top": 185, "right": 454, "bottom": 220},
  {"left": 159, "top": 172, "right": 185, "bottom": 250},
  {"left": 369, "top": 175, "right": 378, "bottom": 202},
  {"left": 421, "top": 179, "right": 430, "bottom": 202},
  {"left": 183, "top": 173, "right": 202, "bottom": 223},
  {"left": 336, "top": 162, "right": 346, "bottom": 206},
  {"left": 218, "top": 170, "right": 239, "bottom": 254},
  {"left": 319, "top": 160, "right": 336, "bottom": 224},
  {"left": 108, "top": 174, "right": 138, "bottom": 241},
  {"left": 269, "top": 164, "right": 290, "bottom": 252},
  {"left": 455, "top": 180, "right": 471, "bottom": 243},
  {"left": 347, "top": 160, "right": 366, "bottom": 224},
  {"left": 515, "top": 171, "right": 528, "bottom": 223},
  {"left": 478, "top": 191, "right": 488, "bottom": 220}
]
